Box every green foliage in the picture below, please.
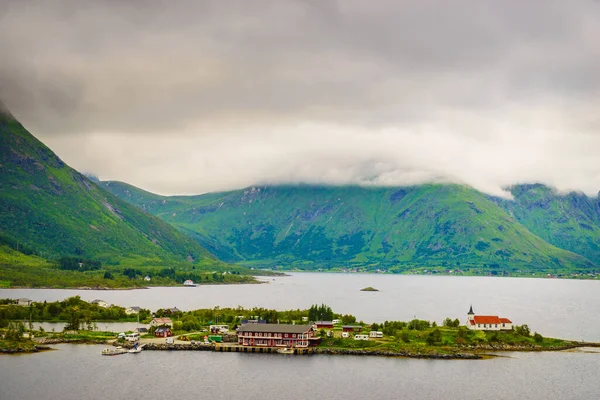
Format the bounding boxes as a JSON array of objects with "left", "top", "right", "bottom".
[
  {"left": 534, "top": 332, "right": 543, "bottom": 343},
  {"left": 5, "top": 321, "right": 25, "bottom": 341},
  {"left": 0, "top": 112, "right": 240, "bottom": 288},
  {"left": 443, "top": 317, "right": 461, "bottom": 328},
  {"left": 408, "top": 319, "right": 431, "bottom": 331},
  {"left": 308, "top": 304, "right": 334, "bottom": 322},
  {"left": 400, "top": 330, "right": 410, "bottom": 343},
  {"left": 425, "top": 328, "right": 442, "bottom": 345},
  {"left": 101, "top": 182, "right": 598, "bottom": 273},
  {"left": 514, "top": 324, "right": 531, "bottom": 337},
  {"left": 58, "top": 257, "right": 102, "bottom": 271},
  {"left": 0, "top": 296, "right": 151, "bottom": 325}
]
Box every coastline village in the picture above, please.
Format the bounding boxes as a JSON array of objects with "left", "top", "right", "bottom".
[
  {"left": 5, "top": 295, "right": 586, "bottom": 358},
  {"left": 59, "top": 296, "right": 514, "bottom": 355}
]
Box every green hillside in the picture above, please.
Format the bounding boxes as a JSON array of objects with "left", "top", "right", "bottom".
[
  {"left": 100, "top": 181, "right": 597, "bottom": 274},
  {"left": 0, "top": 101, "right": 230, "bottom": 283},
  {"left": 494, "top": 184, "right": 600, "bottom": 264}
]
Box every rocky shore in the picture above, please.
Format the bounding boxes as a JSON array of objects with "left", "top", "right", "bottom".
[
  {"left": 314, "top": 347, "right": 482, "bottom": 359},
  {"left": 0, "top": 344, "right": 52, "bottom": 354}
]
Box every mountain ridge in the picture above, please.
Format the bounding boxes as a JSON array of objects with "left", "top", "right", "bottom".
[
  {"left": 99, "top": 180, "right": 599, "bottom": 273},
  {"left": 0, "top": 105, "right": 217, "bottom": 267}
]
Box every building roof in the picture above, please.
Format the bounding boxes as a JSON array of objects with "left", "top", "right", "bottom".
[
  {"left": 468, "top": 305, "right": 474, "bottom": 314},
  {"left": 17, "top": 298, "right": 32, "bottom": 302},
  {"left": 342, "top": 325, "right": 362, "bottom": 329},
  {"left": 152, "top": 317, "right": 172, "bottom": 324},
  {"left": 90, "top": 299, "right": 106, "bottom": 303},
  {"left": 156, "top": 326, "right": 171, "bottom": 332},
  {"left": 237, "top": 324, "right": 312, "bottom": 334},
  {"left": 128, "top": 306, "right": 142, "bottom": 311},
  {"left": 315, "top": 321, "right": 334, "bottom": 325},
  {"left": 472, "top": 316, "right": 512, "bottom": 324},
  {"left": 167, "top": 307, "right": 181, "bottom": 313},
  {"left": 135, "top": 327, "right": 148, "bottom": 333}
]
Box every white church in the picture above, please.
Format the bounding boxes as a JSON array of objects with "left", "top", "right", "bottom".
[{"left": 466, "top": 306, "right": 513, "bottom": 331}]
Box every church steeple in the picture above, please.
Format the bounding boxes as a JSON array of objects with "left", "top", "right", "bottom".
[{"left": 467, "top": 305, "right": 475, "bottom": 322}]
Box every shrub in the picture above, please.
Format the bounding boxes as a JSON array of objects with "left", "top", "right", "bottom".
[
  {"left": 425, "top": 328, "right": 442, "bottom": 345},
  {"left": 533, "top": 333, "right": 543, "bottom": 343},
  {"left": 400, "top": 330, "right": 410, "bottom": 343}
]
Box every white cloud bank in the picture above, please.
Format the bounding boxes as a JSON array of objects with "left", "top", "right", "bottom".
[{"left": 1, "top": 0, "right": 599, "bottom": 196}]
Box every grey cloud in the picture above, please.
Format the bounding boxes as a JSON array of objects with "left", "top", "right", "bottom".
[{"left": 0, "top": 0, "right": 599, "bottom": 196}]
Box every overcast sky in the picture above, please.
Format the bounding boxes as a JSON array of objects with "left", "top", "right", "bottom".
[{"left": 1, "top": 0, "right": 599, "bottom": 197}]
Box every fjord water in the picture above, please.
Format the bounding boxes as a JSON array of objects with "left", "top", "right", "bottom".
[
  {"left": 2, "top": 273, "right": 600, "bottom": 341},
  {"left": 1, "top": 344, "right": 600, "bottom": 400}
]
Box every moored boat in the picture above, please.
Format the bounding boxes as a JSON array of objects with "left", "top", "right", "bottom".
[
  {"left": 102, "top": 346, "right": 128, "bottom": 356},
  {"left": 276, "top": 347, "right": 295, "bottom": 354}
]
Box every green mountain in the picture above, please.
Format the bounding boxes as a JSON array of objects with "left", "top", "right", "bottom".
[
  {"left": 495, "top": 184, "right": 600, "bottom": 264},
  {"left": 0, "top": 101, "right": 217, "bottom": 268},
  {"left": 99, "top": 181, "right": 598, "bottom": 274}
]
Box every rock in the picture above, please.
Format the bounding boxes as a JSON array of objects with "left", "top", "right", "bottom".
[{"left": 360, "top": 287, "right": 379, "bottom": 292}]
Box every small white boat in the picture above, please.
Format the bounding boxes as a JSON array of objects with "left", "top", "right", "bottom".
[
  {"left": 277, "top": 347, "right": 295, "bottom": 354},
  {"left": 128, "top": 343, "right": 144, "bottom": 353},
  {"left": 102, "top": 346, "right": 128, "bottom": 356}
]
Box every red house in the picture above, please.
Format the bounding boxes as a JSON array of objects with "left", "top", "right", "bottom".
[
  {"left": 342, "top": 325, "right": 363, "bottom": 333},
  {"left": 314, "top": 321, "right": 334, "bottom": 329},
  {"left": 154, "top": 327, "right": 173, "bottom": 337},
  {"left": 237, "top": 324, "right": 319, "bottom": 348}
]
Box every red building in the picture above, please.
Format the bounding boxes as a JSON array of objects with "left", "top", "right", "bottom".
[
  {"left": 237, "top": 324, "right": 319, "bottom": 348},
  {"left": 314, "top": 321, "right": 334, "bottom": 329},
  {"left": 154, "top": 327, "right": 173, "bottom": 337},
  {"left": 342, "top": 325, "right": 363, "bottom": 333}
]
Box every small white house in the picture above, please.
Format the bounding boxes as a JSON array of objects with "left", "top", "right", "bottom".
[
  {"left": 369, "top": 331, "right": 383, "bottom": 338},
  {"left": 342, "top": 332, "right": 350, "bottom": 338},
  {"left": 354, "top": 334, "right": 369, "bottom": 341},
  {"left": 332, "top": 319, "right": 341, "bottom": 324},
  {"left": 150, "top": 317, "right": 173, "bottom": 327},
  {"left": 125, "top": 306, "right": 141, "bottom": 315},
  {"left": 144, "top": 276, "right": 151, "bottom": 282},
  {"left": 17, "top": 298, "right": 33, "bottom": 306},
  {"left": 90, "top": 299, "right": 109, "bottom": 308},
  {"left": 466, "top": 306, "right": 513, "bottom": 331}
]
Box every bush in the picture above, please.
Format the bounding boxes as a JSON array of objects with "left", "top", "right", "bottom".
[
  {"left": 425, "top": 328, "right": 442, "bottom": 345},
  {"left": 533, "top": 333, "right": 543, "bottom": 343},
  {"left": 515, "top": 325, "right": 531, "bottom": 337},
  {"left": 400, "top": 330, "right": 410, "bottom": 343}
]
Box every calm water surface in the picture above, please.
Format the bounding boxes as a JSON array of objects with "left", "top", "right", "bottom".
[
  {"left": 2, "top": 273, "right": 599, "bottom": 340},
  {"left": 1, "top": 344, "right": 599, "bottom": 400}
]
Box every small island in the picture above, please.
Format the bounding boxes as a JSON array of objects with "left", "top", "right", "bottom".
[
  {"left": 360, "top": 287, "right": 379, "bottom": 291},
  {"left": 1, "top": 299, "right": 598, "bottom": 359}
]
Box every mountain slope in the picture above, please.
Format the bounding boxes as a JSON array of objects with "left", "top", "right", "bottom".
[
  {"left": 494, "top": 184, "right": 600, "bottom": 264},
  {"left": 0, "top": 102, "right": 216, "bottom": 266},
  {"left": 100, "top": 181, "right": 597, "bottom": 273}
]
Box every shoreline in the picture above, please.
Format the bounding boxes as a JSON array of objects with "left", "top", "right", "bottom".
[{"left": 6, "top": 339, "right": 597, "bottom": 359}]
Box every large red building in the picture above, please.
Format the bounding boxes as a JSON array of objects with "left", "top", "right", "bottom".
[{"left": 237, "top": 324, "right": 319, "bottom": 347}]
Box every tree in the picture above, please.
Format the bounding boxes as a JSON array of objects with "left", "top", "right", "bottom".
[
  {"left": 426, "top": 328, "right": 442, "bottom": 345},
  {"left": 5, "top": 321, "right": 25, "bottom": 341},
  {"left": 308, "top": 304, "right": 334, "bottom": 322},
  {"left": 515, "top": 325, "right": 531, "bottom": 337},
  {"left": 400, "top": 330, "right": 410, "bottom": 343},
  {"left": 103, "top": 272, "right": 114, "bottom": 280},
  {"left": 533, "top": 333, "right": 543, "bottom": 343},
  {"left": 371, "top": 323, "right": 380, "bottom": 331},
  {"left": 64, "top": 306, "right": 81, "bottom": 331}
]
